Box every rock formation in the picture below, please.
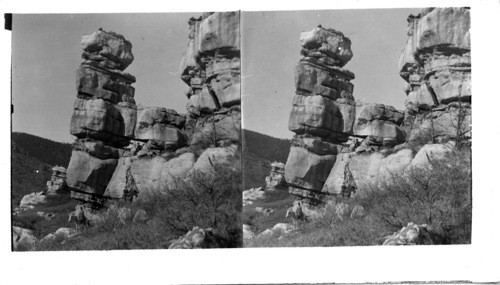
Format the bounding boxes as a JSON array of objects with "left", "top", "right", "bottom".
[
  {"left": 65, "top": 12, "right": 241, "bottom": 209},
  {"left": 399, "top": 7, "right": 471, "bottom": 143},
  {"left": 284, "top": 7, "right": 471, "bottom": 217},
  {"left": 61, "top": 12, "right": 242, "bottom": 248},
  {"left": 46, "top": 166, "right": 67, "bottom": 196},
  {"left": 67, "top": 28, "right": 137, "bottom": 205},
  {"left": 383, "top": 222, "right": 442, "bottom": 245},
  {"left": 265, "top": 162, "right": 286, "bottom": 190}
]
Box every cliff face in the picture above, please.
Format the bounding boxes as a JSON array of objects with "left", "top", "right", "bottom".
[
  {"left": 66, "top": 12, "right": 241, "bottom": 207},
  {"left": 283, "top": 7, "right": 471, "bottom": 217},
  {"left": 399, "top": 7, "right": 471, "bottom": 142}
]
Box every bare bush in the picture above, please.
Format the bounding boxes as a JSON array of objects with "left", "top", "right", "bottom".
[{"left": 365, "top": 147, "right": 471, "bottom": 244}]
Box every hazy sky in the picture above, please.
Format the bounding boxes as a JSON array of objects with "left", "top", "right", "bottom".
[
  {"left": 12, "top": 9, "right": 420, "bottom": 143},
  {"left": 242, "top": 8, "right": 421, "bottom": 139}
]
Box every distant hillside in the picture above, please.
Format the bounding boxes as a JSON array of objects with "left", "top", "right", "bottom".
[
  {"left": 242, "top": 129, "right": 290, "bottom": 163},
  {"left": 11, "top": 132, "right": 72, "bottom": 167},
  {"left": 11, "top": 142, "right": 53, "bottom": 206},
  {"left": 242, "top": 129, "right": 291, "bottom": 189},
  {"left": 11, "top": 133, "right": 72, "bottom": 207}
]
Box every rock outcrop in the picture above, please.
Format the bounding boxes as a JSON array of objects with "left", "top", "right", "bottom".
[
  {"left": 285, "top": 26, "right": 356, "bottom": 207},
  {"left": 46, "top": 166, "right": 68, "bottom": 196},
  {"left": 265, "top": 162, "right": 287, "bottom": 191},
  {"left": 383, "top": 222, "right": 443, "bottom": 245},
  {"left": 65, "top": 12, "right": 241, "bottom": 210},
  {"left": 399, "top": 7, "right": 471, "bottom": 143},
  {"left": 283, "top": 8, "right": 470, "bottom": 219},
  {"left": 61, "top": 12, "right": 242, "bottom": 248},
  {"left": 67, "top": 28, "right": 137, "bottom": 204},
  {"left": 168, "top": 227, "right": 223, "bottom": 249},
  {"left": 284, "top": 26, "right": 407, "bottom": 209}
]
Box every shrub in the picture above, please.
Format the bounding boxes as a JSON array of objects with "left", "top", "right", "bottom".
[
  {"left": 365, "top": 147, "right": 471, "bottom": 244},
  {"left": 143, "top": 165, "right": 242, "bottom": 248}
]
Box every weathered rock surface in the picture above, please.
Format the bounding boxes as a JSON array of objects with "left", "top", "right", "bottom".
[
  {"left": 46, "top": 166, "right": 68, "bottom": 196},
  {"left": 300, "top": 26, "right": 353, "bottom": 67},
  {"left": 285, "top": 146, "right": 336, "bottom": 192},
  {"left": 243, "top": 187, "right": 266, "bottom": 206},
  {"left": 81, "top": 28, "right": 134, "bottom": 71},
  {"left": 289, "top": 94, "right": 343, "bottom": 139},
  {"left": 67, "top": 150, "right": 118, "bottom": 199},
  {"left": 168, "top": 227, "right": 222, "bottom": 249},
  {"left": 265, "top": 162, "right": 287, "bottom": 191},
  {"left": 399, "top": 8, "right": 471, "bottom": 141},
  {"left": 105, "top": 152, "right": 196, "bottom": 201},
  {"left": 12, "top": 227, "right": 37, "bottom": 250},
  {"left": 383, "top": 222, "right": 442, "bottom": 245},
  {"left": 19, "top": 191, "right": 47, "bottom": 208}
]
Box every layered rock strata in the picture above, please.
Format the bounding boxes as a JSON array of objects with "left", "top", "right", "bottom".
[
  {"left": 180, "top": 12, "right": 241, "bottom": 147},
  {"left": 285, "top": 26, "right": 357, "bottom": 205},
  {"left": 399, "top": 7, "right": 471, "bottom": 142},
  {"left": 67, "top": 29, "right": 137, "bottom": 204},
  {"left": 284, "top": 8, "right": 470, "bottom": 211},
  {"left": 46, "top": 166, "right": 68, "bottom": 196},
  {"left": 265, "top": 162, "right": 287, "bottom": 191}
]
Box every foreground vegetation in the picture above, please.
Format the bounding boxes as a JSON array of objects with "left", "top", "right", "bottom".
[
  {"left": 15, "top": 166, "right": 242, "bottom": 251},
  {"left": 246, "top": 147, "right": 471, "bottom": 247}
]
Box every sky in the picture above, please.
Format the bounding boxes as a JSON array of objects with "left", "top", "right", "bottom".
[{"left": 12, "top": 9, "right": 420, "bottom": 143}]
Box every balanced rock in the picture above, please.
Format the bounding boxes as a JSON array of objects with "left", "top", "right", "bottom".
[
  {"left": 300, "top": 26, "right": 353, "bottom": 67},
  {"left": 81, "top": 28, "right": 134, "bottom": 71}
]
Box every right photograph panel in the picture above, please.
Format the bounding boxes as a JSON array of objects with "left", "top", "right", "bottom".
[{"left": 242, "top": 8, "right": 471, "bottom": 247}]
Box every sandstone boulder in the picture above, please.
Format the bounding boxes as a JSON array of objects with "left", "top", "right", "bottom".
[
  {"left": 285, "top": 146, "right": 336, "bottom": 192},
  {"left": 300, "top": 26, "right": 353, "bottom": 67},
  {"left": 105, "top": 152, "right": 196, "bottom": 201},
  {"left": 383, "top": 222, "right": 442, "bottom": 245},
  {"left": 70, "top": 98, "right": 130, "bottom": 145},
  {"left": 19, "top": 191, "right": 47, "bottom": 208},
  {"left": 288, "top": 94, "right": 342, "bottom": 138},
  {"left": 168, "top": 227, "right": 222, "bottom": 249},
  {"left": 188, "top": 109, "right": 240, "bottom": 146},
  {"left": 210, "top": 70, "right": 240, "bottom": 107},
  {"left": 12, "top": 227, "right": 37, "bottom": 250},
  {"left": 295, "top": 62, "right": 354, "bottom": 100},
  {"left": 353, "top": 120, "right": 406, "bottom": 146},
  {"left": 243, "top": 187, "right": 266, "bottom": 206},
  {"left": 76, "top": 64, "right": 135, "bottom": 104},
  {"left": 356, "top": 103, "right": 404, "bottom": 125},
  {"left": 428, "top": 70, "right": 471, "bottom": 104},
  {"left": 81, "top": 29, "right": 134, "bottom": 70},
  {"left": 408, "top": 143, "right": 452, "bottom": 170},
  {"left": 195, "top": 12, "right": 240, "bottom": 54},
  {"left": 414, "top": 8, "right": 470, "bottom": 53},
  {"left": 187, "top": 87, "right": 219, "bottom": 114},
  {"left": 66, "top": 150, "right": 118, "bottom": 198}
]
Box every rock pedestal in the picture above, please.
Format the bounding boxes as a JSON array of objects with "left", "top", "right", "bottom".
[
  {"left": 67, "top": 29, "right": 137, "bottom": 204},
  {"left": 285, "top": 26, "right": 356, "bottom": 206}
]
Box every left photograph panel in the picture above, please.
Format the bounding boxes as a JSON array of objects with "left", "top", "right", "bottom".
[{"left": 11, "top": 12, "right": 242, "bottom": 250}]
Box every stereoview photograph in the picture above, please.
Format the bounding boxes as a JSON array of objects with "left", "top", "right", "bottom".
[
  {"left": 11, "top": 12, "right": 242, "bottom": 250},
  {"left": 11, "top": 7, "right": 471, "bottom": 251},
  {"left": 242, "top": 7, "right": 471, "bottom": 247}
]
